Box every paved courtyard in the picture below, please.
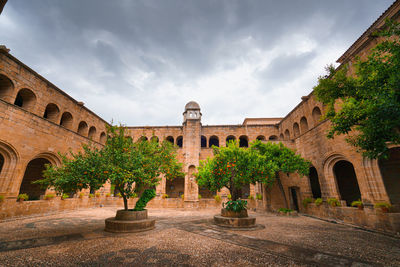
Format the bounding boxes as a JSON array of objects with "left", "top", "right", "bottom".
[{"left": 0, "top": 208, "right": 399, "bottom": 266}]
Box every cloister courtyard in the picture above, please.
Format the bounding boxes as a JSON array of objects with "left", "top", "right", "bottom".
[{"left": 0, "top": 207, "right": 399, "bottom": 266}]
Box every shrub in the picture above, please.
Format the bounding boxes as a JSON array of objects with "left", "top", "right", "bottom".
[
  {"left": 44, "top": 194, "right": 55, "bottom": 200},
  {"left": 278, "top": 208, "right": 293, "bottom": 213},
  {"left": 0, "top": 195, "right": 4, "bottom": 203},
  {"left": 302, "top": 197, "right": 313, "bottom": 208},
  {"left": 79, "top": 192, "right": 84, "bottom": 198},
  {"left": 214, "top": 195, "right": 221, "bottom": 202},
  {"left": 248, "top": 195, "right": 254, "bottom": 200},
  {"left": 181, "top": 194, "right": 184, "bottom": 200},
  {"left": 106, "top": 193, "right": 111, "bottom": 197},
  {"left": 162, "top": 193, "right": 169, "bottom": 199},
  {"left": 132, "top": 193, "right": 138, "bottom": 198},
  {"left": 95, "top": 192, "right": 101, "bottom": 197},
  {"left": 314, "top": 198, "right": 323, "bottom": 206},
  {"left": 198, "top": 194, "right": 202, "bottom": 200},
  {"left": 256, "top": 193, "right": 262, "bottom": 200},
  {"left": 351, "top": 200, "right": 363, "bottom": 208},
  {"left": 227, "top": 194, "right": 232, "bottom": 200},
  {"left": 374, "top": 202, "right": 392, "bottom": 212},
  {"left": 61, "top": 193, "right": 69, "bottom": 200},
  {"left": 134, "top": 189, "right": 156, "bottom": 211},
  {"left": 223, "top": 200, "right": 248, "bottom": 212},
  {"left": 327, "top": 198, "right": 341, "bottom": 207},
  {"left": 17, "top": 193, "right": 29, "bottom": 201},
  {"left": 117, "top": 193, "right": 122, "bottom": 198},
  {"left": 88, "top": 193, "right": 94, "bottom": 198}
]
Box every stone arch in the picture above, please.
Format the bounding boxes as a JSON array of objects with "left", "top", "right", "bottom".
[
  {"left": 176, "top": 136, "right": 183, "bottom": 148},
  {"left": 0, "top": 141, "right": 19, "bottom": 193},
  {"left": 19, "top": 158, "right": 51, "bottom": 200},
  {"left": 332, "top": 160, "right": 361, "bottom": 206},
  {"left": 166, "top": 176, "right": 184, "bottom": 198},
  {"left": 293, "top": 122, "right": 300, "bottom": 137},
  {"left": 14, "top": 88, "right": 36, "bottom": 112},
  {"left": 268, "top": 135, "right": 278, "bottom": 141},
  {"left": 256, "top": 135, "right": 266, "bottom": 141},
  {"left": 284, "top": 129, "right": 290, "bottom": 140},
  {"left": 77, "top": 121, "right": 88, "bottom": 136},
  {"left": 138, "top": 136, "right": 148, "bottom": 142},
  {"left": 309, "top": 166, "right": 322, "bottom": 199},
  {"left": 201, "top": 135, "right": 207, "bottom": 148},
  {"left": 279, "top": 133, "right": 284, "bottom": 140},
  {"left": 300, "top": 116, "right": 309, "bottom": 133},
  {"left": 88, "top": 126, "right": 97, "bottom": 139},
  {"left": 312, "top": 107, "right": 322, "bottom": 125},
  {"left": 100, "top": 132, "right": 106, "bottom": 144},
  {"left": 166, "top": 136, "right": 174, "bottom": 144},
  {"left": 43, "top": 103, "right": 60, "bottom": 123},
  {"left": 0, "top": 74, "right": 14, "bottom": 102},
  {"left": 209, "top": 136, "right": 219, "bottom": 147},
  {"left": 226, "top": 135, "right": 235, "bottom": 146},
  {"left": 378, "top": 147, "right": 400, "bottom": 205},
  {"left": 239, "top": 135, "right": 248, "bottom": 147},
  {"left": 60, "top": 112, "right": 73, "bottom": 129}
]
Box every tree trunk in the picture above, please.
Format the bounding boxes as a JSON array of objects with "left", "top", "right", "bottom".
[
  {"left": 263, "top": 184, "right": 272, "bottom": 211},
  {"left": 276, "top": 173, "right": 289, "bottom": 209},
  {"left": 123, "top": 195, "right": 128, "bottom": 210}
]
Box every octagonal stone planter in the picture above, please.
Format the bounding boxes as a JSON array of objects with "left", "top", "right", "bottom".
[
  {"left": 214, "top": 208, "right": 256, "bottom": 228},
  {"left": 105, "top": 209, "right": 155, "bottom": 233}
]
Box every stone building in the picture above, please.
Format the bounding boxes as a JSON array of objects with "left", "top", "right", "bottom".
[{"left": 0, "top": 1, "right": 399, "bottom": 233}]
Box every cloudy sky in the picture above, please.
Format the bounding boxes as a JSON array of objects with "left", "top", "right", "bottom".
[{"left": 0, "top": 0, "right": 394, "bottom": 126}]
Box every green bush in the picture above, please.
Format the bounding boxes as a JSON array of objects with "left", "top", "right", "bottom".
[
  {"left": 278, "top": 208, "right": 293, "bottom": 213},
  {"left": 227, "top": 194, "right": 232, "bottom": 200},
  {"left": 134, "top": 189, "right": 156, "bottom": 211},
  {"left": 374, "top": 202, "right": 392, "bottom": 211},
  {"left": 256, "top": 193, "right": 262, "bottom": 200},
  {"left": 351, "top": 200, "right": 363, "bottom": 208},
  {"left": 18, "top": 193, "right": 29, "bottom": 201},
  {"left": 117, "top": 193, "right": 122, "bottom": 198},
  {"left": 44, "top": 194, "right": 55, "bottom": 200},
  {"left": 61, "top": 193, "right": 69, "bottom": 200},
  {"left": 105, "top": 193, "right": 111, "bottom": 197},
  {"left": 198, "top": 194, "right": 202, "bottom": 200},
  {"left": 223, "top": 200, "right": 247, "bottom": 212},
  {"left": 95, "top": 192, "right": 101, "bottom": 197},
  {"left": 302, "top": 197, "right": 313, "bottom": 208},
  {"left": 327, "top": 198, "right": 341, "bottom": 207},
  {"left": 0, "top": 195, "right": 4, "bottom": 202},
  {"left": 88, "top": 193, "right": 94, "bottom": 198},
  {"left": 162, "top": 193, "right": 169, "bottom": 199},
  {"left": 214, "top": 195, "right": 221, "bottom": 202},
  {"left": 248, "top": 195, "right": 254, "bottom": 200},
  {"left": 181, "top": 194, "right": 184, "bottom": 200},
  {"left": 314, "top": 198, "right": 323, "bottom": 206},
  {"left": 79, "top": 192, "right": 84, "bottom": 198}
]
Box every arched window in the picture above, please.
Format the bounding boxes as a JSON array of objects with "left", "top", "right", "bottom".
[
  {"left": 166, "top": 136, "right": 174, "bottom": 144},
  {"left": 300, "top": 117, "right": 309, "bottom": 133},
  {"left": 77, "top": 121, "right": 88, "bottom": 136},
  {"left": 138, "top": 136, "right": 148, "bottom": 142},
  {"left": 379, "top": 147, "right": 400, "bottom": 205},
  {"left": 312, "top": 107, "right": 322, "bottom": 124},
  {"left": 333, "top": 160, "right": 361, "bottom": 206},
  {"left": 309, "top": 167, "right": 321, "bottom": 199},
  {"left": 293, "top": 123, "right": 300, "bottom": 137},
  {"left": 19, "top": 158, "right": 51, "bottom": 200},
  {"left": 88, "top": 126, "right": 97, "bottom": 139},
  {"left": 60, "top": 112, "right": 73, "bottom": 129},
  {"left": 269, "top": 135, "right": 278, "bottom": 141},
  {"left": 0, "top": 74, "right": 14, "bottom": 102},
  {"left": 100, "top": 132, "right": 106, "bottom": 144},
  {"left": 14, "top": 88, "right": 36, "bottom": 112},
  {"left": 226, "top": 135, "right": 235, "bottom": 146},
  {"left": 166, "top": 177, "right": 185, "bottom": 198},
  {"left": 256, "top": 135, "right": 266, "bottom": 141},
  {"left": 176, "top": 136, "right": 183, "bottom": 148},
  {"left": 284, "top": 129, "right": 290, "bottom": 140},
  {"left": 279, "top": 134, "right": 284, "bottom": 140},
  {"left": 209, "top": 136, "right": 219, "bottom": 147},
  {"left": 201, "top": 136, "right": 207, "bottom": 148},
  {"left": 239, "top": 136, "right": 248, "bottom": 147},
  {"left": 43, "top": 103, "right": 60, "bottom": 123}
]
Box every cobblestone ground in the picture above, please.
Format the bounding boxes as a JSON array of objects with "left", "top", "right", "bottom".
[{"left": 0, "top": 207, "right": 399, "bottom": 266}]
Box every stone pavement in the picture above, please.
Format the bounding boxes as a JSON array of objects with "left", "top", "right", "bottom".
[{"left": 0, "top": 207, "right": 399, "bottom": 266}]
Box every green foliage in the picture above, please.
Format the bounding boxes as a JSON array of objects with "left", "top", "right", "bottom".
[
  {"left": 117, "top": 193, "right": 122, "bottom": 198},
  {"left": 162, "top": 193, "right": 169, "bottom": 199},
  {"left": 134, "top": 189, "right": 156, "bottom": 211},
  {"left": 351, "top": 200, "right": 363, "bottom": 208},
  {"left": 106, "top": 193, "right": 111, "bottom": 197},
  {"left": 374, "top": 202, "right": 392, "bottom": 211},
  {"left": 181, "top": 194, "right": 184, "bottom": 200},
  {"left": 278, "top": 208, "right": 293, "bottom": 213},
  {"left": 314, "top": 198, "right": 323, "bottom": 206},
  {"left": 18, "top": 194, "right": 29, "bottom": 201},
  {"left": 88, "top": 194, "right": 94, "bottom": 198},
  {"left": 44, "top": 194, "right": 55, "bottom": 200},
  {"left": 314, "top": 20, "right": 400, "bottom": 159},
  {"left": 214, "top": 195, "right": 221, "bottom": 202},
  {"left": 223, "top": 200, "right": 248, "bottom": 212},
  {"left": 198, "top": 194, "right": 202, "bottom": 200},
  {"left": 327, "top": 198, "right": 341, "bottom": 207},
  {"left": 227, "top": 194, "right": 232, "bottom": 200},
  {"left": 0, "top": 195, "right": 4, "bottom": 202},
  {"left": 256, "top": 193, "right": 262, "bottom": 200},
  {"left": 248, "top": 195, "right": 254, "bottom": 200},
  {"left": 302, "top": 197, "right": 313, "bottom": 208},
  {"left": 95, "top": 192, "right": 101, "bottom": 197},
  {"left": 61, "top": 193, "right": 69, "bottom": 200}
]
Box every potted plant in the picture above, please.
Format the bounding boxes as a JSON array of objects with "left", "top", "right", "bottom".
[
  {"left": 78, "top": 192, "right": 84, "bottom": 199},
  {"left": 44, "top": 194, "right": 55, "bottom": 200},
  {"left": 61, "top": 193, "right": 69, "bottom": 200},
  {"left": 214, "top": 195, "right": 221, "bottom": 203},
  {"left": 327, "top": 198, "right": 341, "bottom": 207},
  {"left": 302, "top": 197, "right": 313, "bottom": 208},
  {"left": 351, "top": 200, "right": 364, "bottom": 210},
  {"left": 106, "top": 193, "right": 111, "bottom": 198},
  {"left": 314, "top": 198, "right": 323, "bottom": 206},
  {"left": 0, "top": 195, "right": 4, "bottom": 204},
  {"left": 95, "top": 192, "right": 101, "bottom": 198},
  {"left": 88, "top": 193, "right": 94, "bottom": 199},
  {"left": 162, "top": 193, "right": 169, "bottom": 199},
  {"left": 248, "top": 195, "right": 254, "bottom": 200},
  {"left": 198, "top": 194, "right": 202, "bottom": 200},
  {"left": 374, "top": 202, "right": 392, "bottom": 213},
  {"left": 256, "top": 193, "right": 262, "bottom": 201},
  {"left": 17, "top": 193, "right": 29, "bottom": 202}
]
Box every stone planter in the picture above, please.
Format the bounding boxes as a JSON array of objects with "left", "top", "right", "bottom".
[
  {"left": 221, "top": 208, "right": 248, "bottom": 218},
  {"left": 214, "top": 208, "right": 256, "bottom": 228},
  {"left": 105, "top": 209, "right": 155, "bottom": 233}
]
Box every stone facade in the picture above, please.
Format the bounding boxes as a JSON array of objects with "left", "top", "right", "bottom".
[{"left": 0, "top": 1, "right": 400, "bottom": 234}]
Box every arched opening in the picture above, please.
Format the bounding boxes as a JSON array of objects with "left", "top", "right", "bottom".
[
  {"left": 125, "top": 136, "right": 133, "bottom": 142},
  {"left": 166, "top": 136, "right": 174, "bottom": 144},
  {"left": 239, "top": 184, "right": 250, "bottom": 199},
  {"left": 239, "top": 136, "right": 248, "bottom": 147},
  {"left": 0, "top": 142, "right": 18, "bottom": 193},
  {"left": 201, "top": 135, "right": 207, "bottom": 148},
  {"left": 0, "top": 74, "right": 14, "bottom": 102},
  {"left": 19, "top": 158, "right": 50, "bottom": 200},
  {"left": 151, "top": 136, "right": 159, "bottom": 143},
  {"left": 209, "top": 136, "right": 219, "bottom": 147},
  {"left": 88, "top": 126, "right": 97, "bottom": 139},
  {"left": 256, "top": 135, "right": 266, "bottom": 141},
  {"left": 379, "top": 147, "right": 400, "bottom": 205},
  {"left": 60, "top": 112, "right": 73, "bottom": 129},
  {"left": 166, "top": 177, "right": 184, "bottom": 198},
  {"left": 269, "top": 135, "right": 278, "bottom": 141},
  {"left": 333, "top": 160, "right": 361, "bottom": 206},
  {"left": 309, "top": 167, "right": 321, "bottom": 199},
  {"left": 43, "top": 103, "right": 60, "bottom": 122},
  {"left": 14, "top": 88, "right": 36, "bottom": 112},
  {"left": 293, "top": 123, "right": 300, "bottom": 137},
  {"left": 300, "top": 117, "right": 309, "bottom": 133},
  {"left": 0, "top": 153, "right": 4, "bottom": 175},
  {"left": 226, "top": 135, "right": 235, "bottom": 146},
  {"left": 284, "top": 129, "right": 290, "bottom": 140},
  {"left": 279, "top": 134, "right": 284, "bottom": 140},
  {"left": 138, "top": 136, "right": 148, "bottom": 142},
  {"left": 77, "top": 121, "right": 88, "bottom": 136},
  {"left": 100, "top": 132, "right": 106, "bottom": 144},
  {"left": 176, "top": 136, "right": 183, "bottom": 148},
  {"left": 312, "top": 107, "right": 322, "bottom": 124}
]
